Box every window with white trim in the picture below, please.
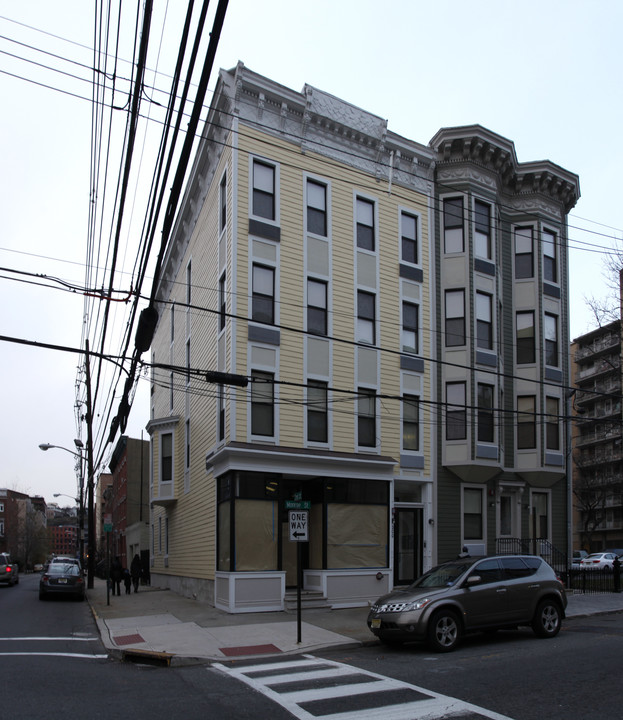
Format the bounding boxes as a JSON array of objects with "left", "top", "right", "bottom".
[
  {"left": 443, "top": 197, "right": 464, "bottom": 253},
  {"left": 474, "top": 200, "right": 492, "bottom": 260},
  {"left": 307, "top": 179, "right": 327, "bottom": 236},
  {"left": 542, "top": 228, "right": 557, "bottom": 283},
  {"left": 544, "top": 313, "right": 559, "bottom": 367},
  {"left": 476, "top": 291, "right": 493, "bottom": 350},
  {"left": 307, "top": 380, "right": 328, "bottom": 443},
  {"left": 446, "top": 382, "right": 467, "bottom": 440},
  {"left": 463, "top": 486, "right": 484, "bottom": 541},
  {"left": 357, "top": 290, "right": 376, "bottom": 345},
  {"left": 517, "top": 396, "right": 536, "bottom": 449},
  {"left": 477, "top": 383, "right": 494, "bottom": 443},
  {"left": 356, "top": 197, "right": 375, "bottom": 251},
  {"left": 516, "top": 311, "right": 535, "bottom": 364},
  {"left": 403, "top": 394, "right": 420, "bottom": 451},
  {"left": 252, "top": 160, "right": 275, "bottom": 220},
  {"left": 251, "top": 371, "right": 274, "bottom": 437},
  {"left": 357, "top": 387, "right": 376, "bottom": 447},
  {"left": 445, "top": 289, "right": 465, "bottom": 347},
  {"left": 402, "top": 301, "right": 419, "bottom": 354},
  {"left": 546, "top": 396, "right": 560, "bottom": 451},
  {"left": 252, "top": 263, "right": 275, "bottom": 324},
  {"left": 401, "top": 210, "right": 418, "bottom": 264},
  {"left": 307, "top": 279, "right": 328, "bottom": 336},
  {"left": 515, "top": 227, "right": 533, "bottom": 279}
]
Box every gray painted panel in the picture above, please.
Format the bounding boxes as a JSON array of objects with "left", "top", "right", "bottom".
[
  {"left": 399, "top": 264, "right": 424, "bottom": 283},
  {"left": 476, "top": 444, "right": 498, "bottom": 460},
  {"left": 476, "top": 350, "right": 497, "bottom": 368},
  {"left": 248, "top": 325, "right": 281, "bottom": 345},
  {"left": 474, "top": 258, "right": 496, "bottom": 276},
  {"left": 400, "top": 355, "right": 425, "bottom": 373},
  {"left": 545, "top": 452, "right": 564, "bottom": 466},
  {"left": 543, "top": 283, "right": 560, "bottom": 299},
  {"left": 249, "top": 219, "right": 281, "bottom": 241},
  {"left": 400, "top": 454, "right": 425, "bottom": 469},
  {"left": 545, "top": 367, "right": 563, "bottom": 382}
]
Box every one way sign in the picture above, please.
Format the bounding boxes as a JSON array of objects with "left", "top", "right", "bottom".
[{"left": 288, "top": 510, "right": 309, "bottom": 542}]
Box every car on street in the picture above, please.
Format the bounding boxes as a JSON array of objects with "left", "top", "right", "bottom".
[
  {"left": 367, "top": 554, "right": 566, "bottom": 652},
  {"left": 572, "top": 550, "right": 588, "bottom": 567},
  {"left": 0, "top": 552, "right": 19, "bottom": 586},
  {"left": 39, "top": 562, "right": 85, "bottom": 600},
  {"left": 579, "top": 552, "right": 621, "bottom": 570}
]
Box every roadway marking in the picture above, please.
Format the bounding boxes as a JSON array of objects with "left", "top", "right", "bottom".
[
  {"left": 0, "top": 652, "right": 108, "bottom": 659},
  {"left": 213, "top": 654, "right": 514, "bottom": 720}
]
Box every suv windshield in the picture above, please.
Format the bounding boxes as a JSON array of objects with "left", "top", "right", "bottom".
[{"left": 411, "top": 561, "right": 471, "bottom": 588}]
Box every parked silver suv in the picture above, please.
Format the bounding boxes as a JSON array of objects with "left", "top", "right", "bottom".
[{"left": 367, "top": 555, "right": 566, "bottom": 652}]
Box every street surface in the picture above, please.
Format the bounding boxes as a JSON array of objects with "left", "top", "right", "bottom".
[{"left": 2, "top": 574, "right": 622, "bottom": 719}]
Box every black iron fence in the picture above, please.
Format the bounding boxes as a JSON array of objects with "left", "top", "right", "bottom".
[{"left": 565, "top": 566, "right": 622, "bottom": 595}]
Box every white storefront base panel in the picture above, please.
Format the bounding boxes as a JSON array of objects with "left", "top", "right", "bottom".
[
  {"left": 304, "top": 569, "right": 391, "bottom": 608},
  {"left": 215, "top": 572, "right": 286, "bottom": 613}
]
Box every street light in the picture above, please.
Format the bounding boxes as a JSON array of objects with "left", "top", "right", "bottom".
[{"left": 39, "top": 440, "right": 85, "bottom": 570}]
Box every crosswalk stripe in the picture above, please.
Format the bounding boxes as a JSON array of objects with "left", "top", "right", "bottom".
[{"left": 213, "top": 654, "right": 515, "bottom": 720}]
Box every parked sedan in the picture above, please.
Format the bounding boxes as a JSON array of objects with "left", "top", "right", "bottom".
[
  {"left": 39, "top": 563, "right": 85, "bottom": 600},
  {"left": 579, "top": 552, "right": 621, "bottom": 570},
  {"left": 367, "top": 555, "right": 566, "bottom": 652}
]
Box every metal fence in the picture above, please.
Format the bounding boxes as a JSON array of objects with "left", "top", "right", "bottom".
[{"left": 565, "top": 566, "right": 622, "bottom": 594}]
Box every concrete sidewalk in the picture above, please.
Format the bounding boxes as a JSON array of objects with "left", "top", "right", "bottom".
[{"left": 87, "top": 578, "right": 623, "bottom": 666}]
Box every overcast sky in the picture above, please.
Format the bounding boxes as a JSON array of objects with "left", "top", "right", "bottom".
[{"left": 1, "top": 0, "right": 621, "bottom": 507}]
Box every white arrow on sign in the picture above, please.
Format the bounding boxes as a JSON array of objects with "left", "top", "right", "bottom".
[{"left": 289, "top": 510, "right": 308, "bottom": 542}]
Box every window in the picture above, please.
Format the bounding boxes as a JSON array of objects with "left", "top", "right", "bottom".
[
  {"left": 477, "top": 383, "right": 494, "bottom": 443},
  {"left": 403, "top": 394, "right": 420, "bottom": 451},
  {"left": 463, "top": 487, "right": 483, "bottom": 540},
  {"left": 185, "top": 419, "right": 190, "bottom": 471},
  {"left": 161, "top": 433, "right": 173, "bottom": 484},
  {"left": 476, "top": 292, "right": 493, "bottom": 350},
  {"left": 307, "top": 180, "right": 327, "bottom": 236},
  {"left": 251, "top": 371, "right": 274, "bottom": 436},
  {"left": 219, "top": 272, "right": 226, "bottom": 331},
  {"left": 402, "top": 301, "right": 419, "bottom": 354},
  {"left": 516, "top": 311, "right": 535, "bottom": 364},
  {"left": 517, "top": 396, "right": 536, "bottom": 449},
  {"left": 474, "top": 200, "right": 491, "bottom": 259},
  {"left": 357, "top": 290, "right": 376, "bottom": 345},
  {"left": 443, "top": 197, "right": 464, "bottom": 253},
  {"left": 218, "top": 384, "right": 225, "bottom": 441},
  {"left": 401, "top": 211, "right": 418, "bottom": 264},
  {"left": 307, "top": 279, "right": 328, "bottom": 335},
  {"left": 542, "top": 229, "right": 557, "bottom": 283},
  {"left": 252, "top": 160, "right": 275, "bottom": 220},
  {"left": 445, "top": 289, "right": 465, "bottom": 347},
  {"left": 185, "top": 338, "right": 190, "bottom": 385},
  {"left": 307, "top": 380, "right": 328, "bottom": 443},
  {"left": 219, "top": 173, "right": 227, "bottom": 233},
  {"left": 252, "top": 264, "right": 275, "bottom": 324},
  {"left": 186, "top": 261, "right": 192, "bottom": 305},
  {"left": 515, "top": 227, "right": 533, "bottom": 278},
  {"left": 544, "top": 313, "right": 559, "bottom": 367},
  {"left": 546, "top": 396, "right": 560, "bottom": 450},
  {"left": 356, "top": 197, "right": 375, "bottom": 251},
  {"left": 447, "top": 382, "right": 467, "bottom": 440},
  {"left": 357, "top": 388, "right": 376, "bottom": 447}
]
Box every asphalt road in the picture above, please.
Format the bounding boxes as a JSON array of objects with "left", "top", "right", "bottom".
[{"left": 3, "top": 574, "right": 622, "bottom": 720}]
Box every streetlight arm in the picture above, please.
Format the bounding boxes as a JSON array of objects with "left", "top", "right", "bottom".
[{"left": 39, "top": 443, "right": 82, "bottom": 459}]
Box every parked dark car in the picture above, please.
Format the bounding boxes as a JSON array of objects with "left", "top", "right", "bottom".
[
  {"left": 39, "top": 563, "right": 85, "bottom": 601},
  {"left": 367, "top": 555, "right": 566, "bottom": 652}
]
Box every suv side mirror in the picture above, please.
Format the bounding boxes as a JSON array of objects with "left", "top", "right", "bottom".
[{"left": 466, "top": 574, "right": 481, "bottom": 586}]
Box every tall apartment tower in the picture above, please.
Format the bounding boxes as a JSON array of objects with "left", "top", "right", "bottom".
[
  {"left": 146, "top": 63, "right": 579, "bottom": 611},
  {"left": 572, "top": 321, "right": 623, "bottom": 551}
]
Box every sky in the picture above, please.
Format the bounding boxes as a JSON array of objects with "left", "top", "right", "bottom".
[{"left": 1, "top": 0, "right": 622, "bottom": 507}]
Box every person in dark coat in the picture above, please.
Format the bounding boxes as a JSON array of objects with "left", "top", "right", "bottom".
[
  {"left": 123, "top": 567, "right": 131, "bottom": 594},
  {"left": 110, "top": 556, "right": 123, "bottom": 596},
  {"left": 130, "top": 554, "right": 141, "bottom": 593}
]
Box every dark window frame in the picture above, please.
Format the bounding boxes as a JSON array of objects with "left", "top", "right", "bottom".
[{"left": 252, "top": 159, "right": 276, "bottom": 221}]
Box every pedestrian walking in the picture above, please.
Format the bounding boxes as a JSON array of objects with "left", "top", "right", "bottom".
[
  {"left": 110, "top": 556, "right": 123, "bottom": 596},
  {"left": 123, "top": 567, "right": 132, "bottom": 594},
  {"left": 130, "top": 554, "right": 141, "bottom": 593}
]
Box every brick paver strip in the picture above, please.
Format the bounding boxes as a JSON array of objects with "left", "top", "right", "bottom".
[
  {"left": 114, "top": 633, "right": 145, "bottom": 646},
  {"left": 219, "top": 643, "right": 281, "bottom": 657}
]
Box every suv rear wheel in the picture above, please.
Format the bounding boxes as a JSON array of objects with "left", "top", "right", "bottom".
[
  {"left": 531, "top": 599, "right": 562, "bottom": 638},
  {"left": 427, "top": 609, "right": 461, "bottom": 652}
]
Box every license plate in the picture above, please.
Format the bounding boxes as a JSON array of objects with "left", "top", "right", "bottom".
[
  {"left": 58, "top": 578, "right": 68, "bottom": 584},
  {"left": 371, "top": 618, "right": 381, "bottom": 629}
]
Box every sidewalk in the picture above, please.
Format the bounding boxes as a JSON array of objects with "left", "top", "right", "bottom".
[{"left": 87, "top": 578, "right": 623, "bottom": 667}]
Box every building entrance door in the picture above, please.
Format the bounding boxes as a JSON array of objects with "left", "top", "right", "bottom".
[{"left": 393, "top": 507, "right": 423, "bottom": 586}]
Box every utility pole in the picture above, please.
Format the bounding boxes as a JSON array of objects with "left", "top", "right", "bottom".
[{"left": 85, "top": 339, "right": 96, "bottom": 589}]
